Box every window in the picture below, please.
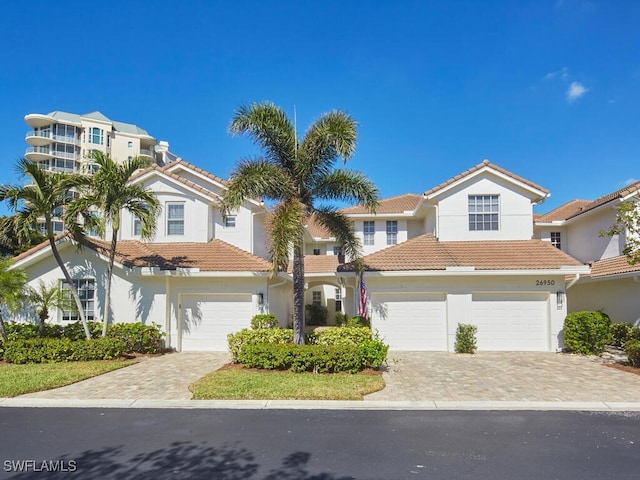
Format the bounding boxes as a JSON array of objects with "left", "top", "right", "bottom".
[
  {"left": 333, "top": 246, "right": 342, "bottom": 256},
  {"left": 551, "top": 231, "right": 561, "bottom": 249},
  {"left": 386, "top": 220, "right": 398, "bottom": 245},
  {"left": 128, "top": 141, "right": 133, "bottom": 148},
  {"left": 224, "top": 215, "right": 236, "bottom": 228},
  {"left": 313, "top": 248, "right": 321, "bottom": 255},
  {"left": 468, "top": 195, "right": 499, "bottom": 231},
  {"left": 89, "top": 127, "right": 103, "bottom": 145},
  {"left": 167, "top": 203, "right": 184, "bottom": 235},
  {"left": 38, "top": 221, "right": 64, "bottom": 235},
  {"left": 61, "top": 279, "right": 95, "bottom": 321},
  {"left": 312, "top": 291, "right": 322, "bottom": 305},
  {"left": 335, "top": 288, "right": 342, "bottom": 312},
  {"left": 363, "top": 221, "right": 375, "bottom": 246},
  {"left": 133, "top": 215, "right": 142, "bottom": 236}
]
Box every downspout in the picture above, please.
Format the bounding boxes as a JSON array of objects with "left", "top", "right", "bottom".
[
  {"left": 165, "top": 275, "right": 172, "bottom": 349},
  {"left": 566, "top": 273, "right": 580, "bottom": 290}
]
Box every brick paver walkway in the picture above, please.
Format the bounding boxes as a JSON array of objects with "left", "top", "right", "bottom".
[
  {"left": 365, "top": 351, "right": 640, "bottom": 402},
  {"left": 18, "top": 352, "right": 230, "bottom": 401}
]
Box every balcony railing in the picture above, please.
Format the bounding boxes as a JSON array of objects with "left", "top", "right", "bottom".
[
  {"left": 52, "top": 134, "right": 80, "bottom": 145},
  {"left": 26, "top": 146, "right": 52, "bottom": 155},
  {"left": 25, "top": 130, "right": 52, "bottom": 140},
  {"left": 139, "top": 149, "right": 155, "bottom": 158}
]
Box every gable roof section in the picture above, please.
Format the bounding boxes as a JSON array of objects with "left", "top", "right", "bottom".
[
  {"left": 129, "top": 165, "right": 222, "bottom": 202},
  {"left": 535, "top": 199, "right": 592, "bottom": 223},
  {"left": 305, "top": 213, "right": 333, "bottom": 240},
  {"left": 340, "top": 193, "right": 423, "bottom": 215},
  {"left": 423, "top": 159, "right": 549, "bottom": 200},
  {"left": 356, "top": 233, "right": 584, "bottom": 271},
  {"left": 287, "top": 255, "right": 340, "bottom": 275},
  {"left": 566, "top": 181, "right": 640, "bottom": 220},
  {"left": 161, "top": 159, "right": 228, "bottom": 187},
  {"left": 14, "top": 237, "right": 272, "bottom": 272},
  {"left": 589, "top": 255, "right": 640, "bottom": 278}
]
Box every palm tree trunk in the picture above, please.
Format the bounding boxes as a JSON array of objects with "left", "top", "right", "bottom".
[
  {"left": 292, "top": 241, "right": 305, "bottom": 344},
  {"left": 49, "top": 238, "right": 91, "bottom": 340},
  {"left": 38, "top": 309, "right": 48, "bottom": 338},
  {"left": 0, "top": 312, "right": 7, "bottom": 342},
  {"left": 102, "top": 229, "right": 117, "bottom": 337}
]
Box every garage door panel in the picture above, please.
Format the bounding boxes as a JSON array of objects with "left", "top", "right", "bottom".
[
  {"left": 372, "top": 293, "right": 446, "bottom": 351},
  {"left": 182, "top": 294, "right": 252, "bottom": 351},
  {"left": 472, "top": 293, "right": 548, "bottom": 351}
]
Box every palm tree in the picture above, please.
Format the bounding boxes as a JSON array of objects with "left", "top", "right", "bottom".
[
  {"left": 223, "top": 102, "right": 379, "bottom": 344},
  {"left": 0, "top": 159, "right": 93, "bottom": 340},
  {"left": 0, "top": 257, "right": 27, "bottom": 342},
  {"left": 68, "top": 151, "right": 160, "bottom": 336},
  {"left": 27, "top": 280, "right": 73, "bottom": 337}
]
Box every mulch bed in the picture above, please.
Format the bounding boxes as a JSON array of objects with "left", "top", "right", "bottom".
[{"left": 606, "top": 363, "right": 640, "bottom": 376}]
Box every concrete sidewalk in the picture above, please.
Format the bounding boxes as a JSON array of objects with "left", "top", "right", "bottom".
[{"left": 3, "top": 350, "right": 640, "bottom": 411}]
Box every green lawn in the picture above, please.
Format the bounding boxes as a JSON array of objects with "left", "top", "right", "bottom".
[
  {"left": 0, "top": 360, "right": 136, "bottom": 397},
  {"left": 190, "top": 368, "right": 385, "bottom": 400}
]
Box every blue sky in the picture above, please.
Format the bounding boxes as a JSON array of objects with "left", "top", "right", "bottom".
[{"left": 1, "top": 0, "right": 639, "bottom": 215}]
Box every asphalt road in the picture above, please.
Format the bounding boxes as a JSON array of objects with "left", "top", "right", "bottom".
[{"left": 0, "top": 408, "right": 638, "bottom": 479}]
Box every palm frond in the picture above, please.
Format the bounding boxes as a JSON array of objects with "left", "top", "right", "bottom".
[
  {"left": 312, "top": 207, "right": 363, "bottom": 267},
  {"left": 312, "top": 169, "right": 380, "bottom": 212},
  {"left": 224, "top": 159, "right": 294, "bottom": 211},
  {"left": 229, "top": 102, "right": 297, "bottom": 170},
  {"left": 267, "top": 199, "right": 307, "bottom": 274}
]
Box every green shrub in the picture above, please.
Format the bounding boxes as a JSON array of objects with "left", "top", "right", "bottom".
[
  {"left": 305, "top": 303, "right": 328, "bottom": 326},
  {"left": 63, "top": 321, "right": 102, "bottom": 341},
  {"left": 629, "top": 326, "right": 640, "bottom": 342},
  {"left": 624, "top": 340, "right": 640, "bottom": 367},
  {"left": 3, "top": 337, "right": 127, "bottom": 364},
  {"left": 250, "top": 314, "right": 278, "bottom": 329},
  {"left": 70, "top": 338, "right": 127, "bottom": 361},
  {"left": 358, "top": 340, "right": 388, "bottom": 368},
  {"left": 107, "top": 323, "right": 164, "bottom": 354},
  {"left": 454, "top": 323, "right": 478, "bottom": 354},
  {"left": 335, "top": 312, "right": 347, "bottom": 327},
  {"left": 564, "top": 311, "right": 611, "bottom": 355},
  {"left": 227, "top": 328, "right": 294, "bottom": 362},
  {"left": 610, "top": 322, "right": 633, "bottom": 347},
  {"left": 2, "top": 322, "right": 65, "bottom": 340},
  {"left": 238, "top": 343, "right": 364, "bottom": 373},
  {"left": 313, "top": 326, "right": 373, "bottom": 346},
  {"left": 346, "top": 316, "right": 370, "bottom": 328}
]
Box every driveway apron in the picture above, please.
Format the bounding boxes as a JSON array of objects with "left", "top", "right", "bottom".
[
  {"left": 365, "top": 351, "right": 640, "bottom": 402},
  {"left": 18, "top": 352, "right": 229, "bottom": 401}
]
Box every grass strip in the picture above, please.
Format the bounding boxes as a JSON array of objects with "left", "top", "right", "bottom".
[
  {"left": 191, "top": 368, "right": 385, "bottom": 400},
  {"left": 0, "top": 360, "right": 136, "bottom": 397}
]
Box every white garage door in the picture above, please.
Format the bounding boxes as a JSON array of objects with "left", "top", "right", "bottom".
[
  {"left": 371, "top": 293, "right": 447, "bottom": 350},
  {"left": 471, "top": 293, "right": 549, "bottom": 351},
  {"left": 181, "top": 294, "right": 252, "bottom": 351}
]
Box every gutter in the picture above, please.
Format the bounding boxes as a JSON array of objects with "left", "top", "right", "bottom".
[{"left": 566, "top": 273, "right": 581, "bottom": 290}]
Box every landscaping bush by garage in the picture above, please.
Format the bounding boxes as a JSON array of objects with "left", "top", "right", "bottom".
[
  {"left": 610, "top": 322, "right": 633, "bottom": 347},
  {"left": 107, "top": 323, "right": 164, "bottom": 354},
  {"left": 564, "top": 311, "right": 611, "bottom": 355},
  {"left": 313, "top": 326, "right": 374, "bottom": 346},
  {"left": 227, "top": 328, "right": 295, "bottom": 362},
  {"left": 624, "top": 340, "right": 640, "bottom": 367},
  {"left": 3, "top": 337, "right": 127, "bottom": 364}
]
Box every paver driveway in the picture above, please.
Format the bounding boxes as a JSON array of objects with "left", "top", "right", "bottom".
[
  {"left": 365, "top": 351, "right": 640, "bottom": 402},
  {"left": 18, "top": 352, "right": 230, "bottom": 401}
]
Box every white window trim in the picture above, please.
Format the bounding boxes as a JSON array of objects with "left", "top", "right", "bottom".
[
  {"left": 363, "top": 221, "right": 375, "bottom": 246},
  {"left": 468, "top": 194, "right": 500, "bottom": 231},
  {"left": 166, "top": 202, "right": 185, "bottom": 236}
]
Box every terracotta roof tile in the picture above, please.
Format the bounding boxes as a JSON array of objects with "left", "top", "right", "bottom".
[
  {"left": 423, "top": 160, "right": 549, "bottom": 198},
  {"left": 83, "top": 238, "right": 273, "bottom": 272},
  {"left": 355, "top": 234, "right": 584, "bottom": 271},
  {"left": 565, "top": 181, "right": 640, "bottom": 220},
  {"left": 286, "top": 255, "right": 340, "bottom": 274},
  {"left": 305, "top": 213, "right": 333, "bottom": 239},
  {"left": 589, "top": 255, "right": 640, "bottom": 278},
  {"left": 536, "top": 199, "right": 592, "bottom": 222},
  {"left": 161, "top": 159, "right": 228, "bottom": 186},
  {"left": 340, "top": 194, "right": 422, "bottom": 215}
]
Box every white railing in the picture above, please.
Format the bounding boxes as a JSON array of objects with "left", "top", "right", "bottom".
[
  {"left": 25, "top": 130, "right": 52, "bottom": 140},
  {"left": 52, "top": 134, "right": 80, "bottom": 145},
  {"left": 25, "top": 146, "right": 51, "bottom": 155},
  {"left": 139, "top": 149, "right": 154, "bottom": 157}
]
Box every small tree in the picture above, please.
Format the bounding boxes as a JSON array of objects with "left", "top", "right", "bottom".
[
  {"left": 0, "top": 257, "right": 27, "bottom": 342},
  {"left": 27, "top": 280, "right": 73, "bottom": 337},
  {"left": 601, "top": 200, "right": 640, "bottom": 264}
]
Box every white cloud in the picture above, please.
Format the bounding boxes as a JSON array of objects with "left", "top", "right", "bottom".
[
  {"left": 566, "top": 81, "right": 589, "bottom": 102},
  {"left": 545, "top": 67, "right": 569, "bottom": 81},
  {"left": 623, "top": 178, "right": 639, "bottom": 186}
]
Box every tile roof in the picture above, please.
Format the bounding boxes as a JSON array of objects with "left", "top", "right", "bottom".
[
  {"left": 340, "top": 193, "right": 422, "bottom": 215},
  {"left": 589, "top": 255, "right": 640, "bottom": 278},
  {"left": 287, "top": 255, "right": 340, "bottom": 274},
  {"left": 129, "top": 165, "right": 221, "bottom": 202},
  {"left": 423, "top": 159, "right": 549, "bottom": 198},
  {"left": 535, "top": 199, "right": 592, "bottom": 222},
  {"left": 16, "top": 237, "right": 272, "bottom": 272},
  {"left": 161, "top": 159, "right": 228, "bottom": 186},
  {"left": 305, "top": 213, "right": 333, "bottom": 239},
  {"left": 565, "top": 181, "right": 640, "bottom": 220},
  {"left": 352, "top": 234, "right": 584, "bottom": 271}
]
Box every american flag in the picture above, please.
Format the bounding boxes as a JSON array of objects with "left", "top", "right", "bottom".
[{"left": 358, "top": 272, "right": 368, "bottom": 318}]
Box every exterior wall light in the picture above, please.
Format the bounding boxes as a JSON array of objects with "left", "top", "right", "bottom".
[
  {"left": 556, "top": 291, "right": 564, "bottom": 309},
  {"left": 257, "top": 293, "right": 264, "bottom": 305}
]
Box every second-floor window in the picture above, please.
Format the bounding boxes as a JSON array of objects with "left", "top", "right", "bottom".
[
  {"left": 312, "top": 291, "right": 321, "bottom": 305},
  {"left": 224, "top": 216, "right": 236, "bottom": 228},
  {"left": 133, "top": 215, "right": 142, "bottom": 236},
  {"left": 551, "top": 231, "right": 561, "bottom": 249},
  {"left": 89, "top": 127, "right": 103, "bottom": 145},
  {"left": 313, "top": 248, "right": 321, "bottom": 255},
  {"left": 386, "top": 221, "right": 398, "bottom": 245},
  {"left": 167, "top": 203, "right": 184, "bottom": 235},
  {"left": 468, "top": 195, "right": 499, "bottom": 231},
  {"left": 364, "top": 221, "right": 375, "bottom": 246}
]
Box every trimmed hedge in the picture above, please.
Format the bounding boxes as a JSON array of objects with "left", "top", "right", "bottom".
[
  {"left": 4, "top": 322, "right": 64, "bottom": 340},
  {"left": 625, "top": 340, "right": 640, "bottom": 367},
  {"left": 454, "top": 324, "right": 478, "bottom": 354},
  {"left": 3, "top": 337, "right": 127, "bottom": 364},
  {"left": 227, "top": 328, "right": 295, "bottom": 362},
  {"left": 610, "top": 322, "right": 633, "bottom": 348},
  {"left": 313, "top": 326, "right": 375, "bottom": 346},
  {"left": 564, "top": 311, "right": 611, "bottom": 355},
  {"left": 63, "top": 321, "right": 103, "bottom": 341},
  {"left": 237, "top": 342, "right": 386, "bottom": 373},
  {"left": 107, "top": 323, "right": 164, "bottom": 354},
  {"left": 250, "top": 314, "right": 278, "bottom": 330}
]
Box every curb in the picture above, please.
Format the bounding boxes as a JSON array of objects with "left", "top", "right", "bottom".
[{"left": 2, "top": 398, "right": 640, "bottom": 411}]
